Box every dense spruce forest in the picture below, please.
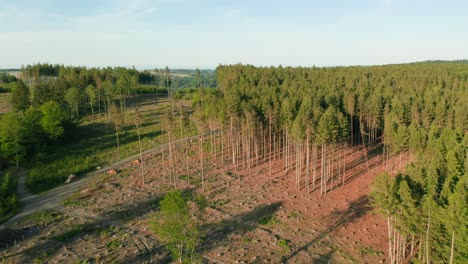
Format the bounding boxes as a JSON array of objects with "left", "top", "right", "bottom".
[{"left": 189, "top": 63, "right": 466, "bottom": 263}]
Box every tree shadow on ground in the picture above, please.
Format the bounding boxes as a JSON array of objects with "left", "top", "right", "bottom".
[
  {"left": 200, "top": 201, "right": 283, "bottom": 253},
  {"left": 307, "top": 144, "right": 382, "bottom": 193},
  {"left": 282, "top": 195, "right": 370, "bottom": 263},
  {"left": 313, "top": 248, "right": 336, "bottom": 263},
  {"left": 5, "top": 192, "right": 169, "bottom": 263},
  {"left": 0, "top": 209, "right": 63, "bottom": 252}
]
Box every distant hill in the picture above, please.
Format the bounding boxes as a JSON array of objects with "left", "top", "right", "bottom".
[
  {"left": 411, "top": 59, "right": 468, "bottom": 64},
  {"left": 0, "top": 69, "right": 20, "bottom": 73}
]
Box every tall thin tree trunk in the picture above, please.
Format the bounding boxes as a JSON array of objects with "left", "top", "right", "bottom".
[
  {"left": 115, "top": 127, "right": 120, "bottom": 160},
  {"left": 306, "top": 131, "right": 310, "bottom": 193},
  {"left": 450, "top": 229, "right": 455, "bottom": 264},
  {"left": 321, "top": 144, "right": 324, "bottom": 195},
  {"left": 387, "top": 215, "right": 393, "bottom": 264},
  {"left": 200, "top": 134, "right": 204, "bottom": 192},
  {"left": 137, "top": 125, "right": 144, "bottom": 185},
  {"left": 269, "top": 121, "right": 272, "bottom": 176},
  {"left": 313, "top": 142, "right": 317, "bottom": 190},
  {"left": 426, "top": 210, "right": 431, "bottom": 264}
]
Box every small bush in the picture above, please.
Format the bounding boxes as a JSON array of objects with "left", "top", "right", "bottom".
[
  {"left": 277, "top": 239, "right": 291, "bottom": 252},
  {"left": 152, "top": 190, "right": 201, "bottom": 263},
  {"left": 106, "top": 239, "right": 122, "bottom": 249},
  {"left": 359, "top": 246, "right": 384, "bottom": 257},
  {"left": 258, "top": 216, "right": 280, "bottom": 225}
]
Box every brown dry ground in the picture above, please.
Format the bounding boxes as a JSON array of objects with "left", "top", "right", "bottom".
[{"left": 0, "top": 140, "right": 410, "bottom": 263}]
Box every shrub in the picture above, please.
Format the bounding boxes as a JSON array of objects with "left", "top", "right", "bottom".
[{"left": 152, "top": 190, "right": 201, "bottom": 263}]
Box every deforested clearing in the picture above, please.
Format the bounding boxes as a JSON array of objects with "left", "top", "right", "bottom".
[{"left": 0, "top": 62, "right": 466, "bottom": 264}]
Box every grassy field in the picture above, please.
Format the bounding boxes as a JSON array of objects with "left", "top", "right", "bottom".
[
  {"left": 0, "top": 93, "right": 11, "bottom": 113},
  {"left": 27, "top": 94, "right": 198, "bottom": 193}
]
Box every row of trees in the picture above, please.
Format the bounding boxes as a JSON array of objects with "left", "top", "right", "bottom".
[
  {"left": 372, "top": 127, "right": 467, "bottom": 264},
  {"left": 18, "top": 64, "right": 214, "bottom": 117},
  {"left": 0, "top": 72, "right": 18, "bottom": 92},
  {"left": 0, "top": 101, "right": 67, "bottom": 168},
  {"left": 179, "top": 63, "right": 466, "bottom": 263},
  {"left": 1, "top": 63, "right": 205, "bottom": 194}
]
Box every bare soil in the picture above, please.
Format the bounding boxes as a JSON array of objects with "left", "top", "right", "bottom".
[{"left": 0, "top": 141, "right": 410, "bottom": 263}]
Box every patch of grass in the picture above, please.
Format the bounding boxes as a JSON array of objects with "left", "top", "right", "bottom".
[
  {"left": 16, "top": 209, "right": 62, "bottom": 227},
  {"left": 178, "top": 173, "right": 201, "bottom": 185},
  {"left": 100, "top": 225, "right": 120, "bottom": 239},
  {"left": 26, "top": 97, "right": 198, "bottom": 194},
  {"left": 54, "top": 224, "right": 94, "bottom": 242},
  {"left": 288, "top": 210, "right": 300, "bottom": 219},
  {"left": 210, "top": 198, "right": 230, "bottom": 208},
  {"left": 193, "top": 193, "right": 208, "bottom": 210},
  {"left": 0, "top": 92, "right": 11, "bottom": 113},
  {"left": 106, "top": 239, "right": 122, "bottom": 249},
  {"left": 358, "top": 246, "right": 384, "bottom": 257},
  {"left": 258, "top": 215, "right": 280, "bottom": 225},
  {"left": 27, "top": 155, "right": 96, "bottom": 193},
  {"left": 277, "top": 239, "right": 291, "bottom": 252},
  {"left": 207, "top": 175, "right": 218, "bottom": 183},
  {"left": 100, "top": 229, "right": 110, "bottom": 238},
  {"left": 242, "top": 237, "right": 252, "bottom": 243},
  {"left": 63, "top": 193, "right": 89, "bottom": 207}
]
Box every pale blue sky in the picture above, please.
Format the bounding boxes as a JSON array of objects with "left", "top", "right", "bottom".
[{"left": 0, "top": 0, "right": 467, "bottom": 69}]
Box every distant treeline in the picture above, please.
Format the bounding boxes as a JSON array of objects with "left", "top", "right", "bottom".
[{"left": 0, "top": 73, "right": 18, "bottom": 92}]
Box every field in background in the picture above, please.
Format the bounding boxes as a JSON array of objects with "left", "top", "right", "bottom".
[{"left": 0, "top": 93, "right": 11, "bottom": 114}]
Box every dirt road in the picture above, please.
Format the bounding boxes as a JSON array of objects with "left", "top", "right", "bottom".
[{"left": 0, "top": 134, "right": 197, "bottom": 229}]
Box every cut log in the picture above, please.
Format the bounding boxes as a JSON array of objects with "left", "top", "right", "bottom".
[
  {"left": 106, "top": 169, "right": 118, "bottom": 175},
  {"left": 65, "top": 174, "right": 76, "bottom": 184}
]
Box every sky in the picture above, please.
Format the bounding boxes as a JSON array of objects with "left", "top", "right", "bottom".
[{"left": 0, "top": 0, "right": 467, "bottom": 69}]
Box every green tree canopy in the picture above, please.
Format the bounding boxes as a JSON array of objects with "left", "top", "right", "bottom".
[
  {"left": 10, "top": 80, "right": 29, "bottom": 111},
  {"left": 39, "top": 101, "right": 66, "bottom": 141},
  {"left": 153, "top": 190, "right": 200, "bottom": 263},
  {"left": 0, "top": 112, "right": 25, "bottom": 167}
]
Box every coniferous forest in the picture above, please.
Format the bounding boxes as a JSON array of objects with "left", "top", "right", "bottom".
[{"left": 193, "top": 62, "right": 467, "bottom": 263}]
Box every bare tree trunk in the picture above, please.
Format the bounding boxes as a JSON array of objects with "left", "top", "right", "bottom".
[
  {"left": 269, "top": 121, "right": 272, "bottom": 176},
  {"left": 343, "top": 144, "right": 347, "bottom": 186},
  {"left": 387, "top": 215, "right": 393, "bottom": 264},
  {"left": 321, "top": 144, "right": 325, "bottom": 195},
  {"left": 186, "top": 148, "right": 190, "bottom": 184},
  {"left": 403, "top": 235, "right": 407, "bottom": 263},
  {"left": 410, "top": 235, "right": 415, "bottom": 259},
  {"left": 306, "top": 132, "right": 310, "bottom": 193},
  {"left": 137, "top": 125, "right": 144, "bottom": 185},
  {"left": 426, "top": 210, "right": 431, "bottom": 264},
  {"left": 168, "top": 132, "right": 175, "bottom": 186},
  {"left": 115, "top": 125, "right": 121, "bottom": 160},
  {"left": 221, "top": 124, "right": 225, "bottom": 165},
  {"left": 313, "top": 142, "right": 317, "bottom": 190},
  {"left": 450, "top": 229, "right": 455, "bottom": 264},
  {"left": 199, "top": 134, "right": 204, "bottom": 192}
]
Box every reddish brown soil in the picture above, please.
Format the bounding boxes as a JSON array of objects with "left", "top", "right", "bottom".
[{"left": 0, "top": 142, "right": 410, "bottom": 263}]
